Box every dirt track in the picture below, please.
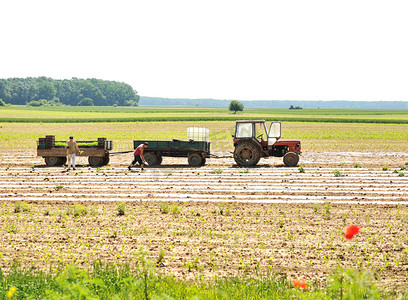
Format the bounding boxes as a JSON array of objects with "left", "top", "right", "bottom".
[{"left": 0, "top": 151, "right": 408, "bottom": 290}]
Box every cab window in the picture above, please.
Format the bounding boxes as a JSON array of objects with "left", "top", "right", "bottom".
[{"left": 236, "top": 123, "right": 253, "bottom": 138}]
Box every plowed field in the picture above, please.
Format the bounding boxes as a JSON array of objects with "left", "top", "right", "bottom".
[{"left": 1, "top": 150, "right": 408, "bottom": 290}]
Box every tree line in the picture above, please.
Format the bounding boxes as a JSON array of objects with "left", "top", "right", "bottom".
[
  {"left": 140, "top": 96, "right": 408, "bottom": 109},
  {"left": 0, "top": 77, "right": 139, "bottom": 106}
]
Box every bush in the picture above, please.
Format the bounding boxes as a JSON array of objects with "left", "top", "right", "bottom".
[
  {"left": 78, "top": 98, "right": 94, "bottom": 106},
  {"left": 0, "top": 98, "right": 5, "bottom": 106},
  {"left": 124, "top": 99, "right": 138, "bottom": 106},
  {"left": 26, "top": 98, "right": 62, "bottom": 107}
]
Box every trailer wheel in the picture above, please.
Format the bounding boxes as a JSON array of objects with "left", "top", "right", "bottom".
[
  {"left": 45, "top": 156, "right": 60, "bottom": 166},
  {"left": 102, "top": 155, "right": 110, "bottom": 166},
  {"left": 283, "top": 152, "right": 299, "bottom": 167},
  {"left": 188, "top": 153, "right": 203, "bottom": 167},
  {"left": 200, "top": 157, "right": 206, "bottom": 166},
  {"left": 156, "top": 155, "right": 163, "bottom": 166},
  {"left": 59, "top": 157, "right": 67, "bottom": 166},
  {"left": 233, "top": 142, "right": 260, "bottom": 166},
  {"left": 88, "top": 156, "right": 104, "bottom": 167},
  {"left": 144, "top": 152, "right": 158, "bottom": 166}
]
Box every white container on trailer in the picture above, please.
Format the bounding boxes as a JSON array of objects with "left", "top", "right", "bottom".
[{"left": 187, "top": 127, "right": 209, "bottom": 142}]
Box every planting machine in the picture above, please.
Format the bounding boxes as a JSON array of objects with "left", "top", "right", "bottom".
[
  {"left": 37, "top": 136, "right": 113, "bottom": 167},
  {"left": 232, "top": 120, "right": 301, "bottom": 167}
]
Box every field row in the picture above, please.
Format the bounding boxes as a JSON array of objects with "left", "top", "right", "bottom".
[{"left": 2, "top": 106, "right": 408, "bottom": 123}]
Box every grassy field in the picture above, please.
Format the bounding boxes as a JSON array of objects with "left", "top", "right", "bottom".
[
  {"left": 1, "top": 121, "right": 408, "bottom": 153},
  {"left": 0, "top": 262, "right": 397, "bottom": 299},
  {"left": 1, "top": 105, "right": 408, "bottom": 123}
]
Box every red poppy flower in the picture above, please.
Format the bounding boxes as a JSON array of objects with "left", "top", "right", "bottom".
[
  {"left": 292, "top": 278, "right": 307, "bottom": 289},
  {"left": 345, "top": 225, "right": 361, "bottom": 239}
]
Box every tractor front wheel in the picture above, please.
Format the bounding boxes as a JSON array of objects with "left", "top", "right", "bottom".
[
  {"left": 233, "top": 142, "right": 261, "bottom": 166},
  {"left": 283, "top": 152, "right": 299, "bottom": 167}
]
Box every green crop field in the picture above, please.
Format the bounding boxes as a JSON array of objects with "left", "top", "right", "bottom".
[
  {"left": 1, "top": 105, "right": 408, "bottom": 123},
  {"left": 2, "top": 121, "right": 408, "bottom": 152}
]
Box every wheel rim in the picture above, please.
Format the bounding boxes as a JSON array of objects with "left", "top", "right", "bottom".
[
  {"left": 45, "top": 156, "right": 59, "bottom": 166},
  {"left": 188, "top": 154, "right": 202, "bottom": 166},
  {"left": 284, "top": 153, "right": 299, "bottom": 166},
  {"left": 144, "top": 153, "right": 157, "bottom": 166},
  {"left": 89, "top": 156, "right": 103, "bottom": 167},
  {"left": 239, "top": 148, "right": 253, "bottom": 161}
]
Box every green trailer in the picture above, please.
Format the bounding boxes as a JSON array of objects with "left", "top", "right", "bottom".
[{"left": 133, "top": 139, "right": 210, "bottom": 167}]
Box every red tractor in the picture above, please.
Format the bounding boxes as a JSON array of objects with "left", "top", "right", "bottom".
[{"left": 232, "top": 120, "right": 301, "bottom": 167}]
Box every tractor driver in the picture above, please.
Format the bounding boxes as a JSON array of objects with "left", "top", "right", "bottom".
[{"left": 128, "top": 142, "right": 149, "bottom": 171}]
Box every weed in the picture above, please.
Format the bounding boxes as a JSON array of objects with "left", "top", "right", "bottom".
[
  {"left": 354, "top": 163, "right": 362, "bottom": 168},
  {"left": 382, "top": 167, "right": 388, "bottom": 171},
  {"left": 213, "top": 168, "right": 223, "bottom": 174},
  {"left": 65, "top": 204, "right": 88, "bottom": 217},
  {"left": 171, "top": 204, "right": 181, "bottom": 215},
  {"left": 14, "top": 202, "right": 31, "bottom": 213},
  {"left": 324, "top": 203, "right": 331, "bottom": 219},
  {"left": 298, "top": 166, "right": 305, "bottom": 173},
  {"left": 333, "top": 170, "right": 342, "bottom": 177},
  {"left": 238, "top": 168, "right": 249, "bottom": 173},
  {"left": 54, "top": 185, "right": 63, "bottom": 191},
  {"left": 159, "top": 202, "right": 170, "bottom": 214},
  {"left": 117, "top": 202, "right": 126, "bottom": 215},
  {"left": 398, "top": 172, "right": 405, "bottom": 177},
  {"left": 156, "top": 247, "right": 166, "bottom": 267}
]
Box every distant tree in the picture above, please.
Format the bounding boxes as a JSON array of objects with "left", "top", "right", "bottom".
[
  {"left": 38, "top": 81, "right": 56, "bottom": 100},
  {"left": 0, "top": 98, "right": 5, "bottom": 106},
  {"left": 229, "top": 100, "right": 244, "bottom": 114},
  {"left": 78, "top": 97, "right": 94, "bottom": 106},
  {"left": 289, "top": 105, "right": 302, "bottom": 110},
  {"left": 0, "top": 77, "right": 139, "bottom": 106}
]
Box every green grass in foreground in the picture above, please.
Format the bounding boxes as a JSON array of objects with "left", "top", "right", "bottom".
[
  {"left": 1, "top": 106, "right": 408, "bottom": 124},
  {"left": 0, "top": 256, "right": 403, "bottom": 300}
]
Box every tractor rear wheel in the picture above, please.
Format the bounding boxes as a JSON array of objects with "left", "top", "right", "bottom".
[
  {"left": 200, "top": 157, "right": 206, "bottom": 166},
  {"left": 144, "top": 152, "right": 158, "bottom": 166},
  {"left": 45, "top": 156, "right": 60, "bottom": 166},
  {"left": 283, "top": 152, "right": 299, "bottom": 167},
  {"left": 188, "top": 153, "right": 203, "bottom": 167},
  {"left": 233, "top": 142, "right": 261, "bottom": 166}
]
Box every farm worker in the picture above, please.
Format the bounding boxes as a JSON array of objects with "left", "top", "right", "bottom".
[
  {"left": 128, "top": 142, "right": 148, "bottom": 171},
  {"left": 66, "top": 136, "right": 80, "bottom": 170}
]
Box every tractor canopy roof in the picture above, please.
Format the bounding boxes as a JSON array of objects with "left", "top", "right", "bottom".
[{"left": 235, "top": 120, "right": 265, "bottom": 124}]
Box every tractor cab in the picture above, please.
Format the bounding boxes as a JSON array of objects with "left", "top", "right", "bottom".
[{"left": 234, "top": 120, "right": 281, "bottom": 149}]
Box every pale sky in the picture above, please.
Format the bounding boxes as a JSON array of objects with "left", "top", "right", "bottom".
[{"left": 1, "top": 0, "right": 408, "bottom": 101}]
